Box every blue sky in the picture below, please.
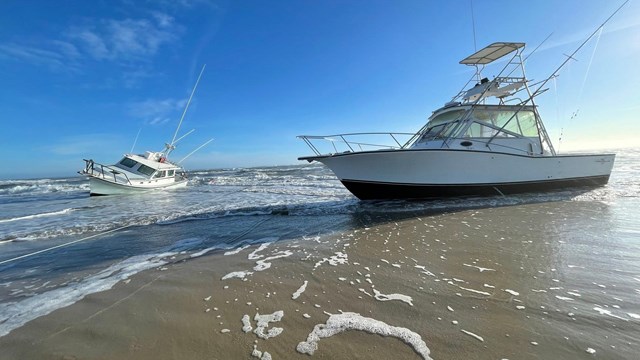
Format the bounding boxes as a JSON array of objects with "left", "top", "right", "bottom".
[{"left": 1, "top": 0, "right": 638, "bottom": 179}]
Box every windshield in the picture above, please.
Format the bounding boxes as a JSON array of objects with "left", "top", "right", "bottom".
[
  {"left": 465, "top": 108, "right": 539, "bottom": 138},
  {"left": 419, "top": 109, "right": 466, "bottom": 141},
  {"left": 119, "top": 157, "right": 138, "bottom": 168}
]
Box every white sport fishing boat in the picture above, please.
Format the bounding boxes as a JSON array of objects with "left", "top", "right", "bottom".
[
  {"left": 80, "top": 66, "right": 213, "bottom": 196},
  {"left": 298, "top": 38, "right": 616, "bottom": 200}
]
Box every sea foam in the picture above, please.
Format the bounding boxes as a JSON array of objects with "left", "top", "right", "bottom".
[{"left": 296, "top": 312, "right": 432, "bottom": 359}]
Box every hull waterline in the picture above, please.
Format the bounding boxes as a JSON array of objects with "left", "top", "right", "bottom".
[
  {"left": 305, "top": 149, "right": 615, "bottom": 200},
  {"left": 340, "top": 175, "right": 610, "bottom": 200},
  {"left": 88, "top": 176, "right": 188, "bottom": 196}
]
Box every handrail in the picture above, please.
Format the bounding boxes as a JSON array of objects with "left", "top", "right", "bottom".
[
  {"left": 297, "top": 132, "right": 416, "bottom": 156},
  {"left": 80, "top": 159, "right": 132, "bottom": 185},
  {"left": 298, "top": 132, "right": 415, "bottom": 139}
]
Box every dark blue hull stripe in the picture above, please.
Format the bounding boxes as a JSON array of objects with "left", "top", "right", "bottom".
[{"left": 340, "top": 175, "right": 610, "bottom": 200}]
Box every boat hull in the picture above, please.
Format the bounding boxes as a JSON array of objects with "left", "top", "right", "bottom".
[
  {"left": 301, "top": 149, "right": 615, "bottom": 200},
  {"left": 88, "top": 176, "right": 188, "bottom": 196}
]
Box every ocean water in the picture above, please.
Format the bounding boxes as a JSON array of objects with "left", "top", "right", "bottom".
[{"left": 0, "top": 149, "right": 639, "bottom": 358}]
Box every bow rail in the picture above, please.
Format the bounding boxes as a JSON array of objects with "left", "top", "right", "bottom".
[{"left": 298, "top": 132, "right": 416, "bottom": 156}]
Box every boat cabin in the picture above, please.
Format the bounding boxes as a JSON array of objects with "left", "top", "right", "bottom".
[
  {"left": 407, "top": 42, "right": 555, "bottom": 157},
  {"left": 410, "top": 104, "right": 545, "bottom": 155},
  {"left": 114, "top": 153, "right": 181, "bottom": 179}
]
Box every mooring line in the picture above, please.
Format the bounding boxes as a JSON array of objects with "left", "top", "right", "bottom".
[
  {"left": 0, "top": 178, "right": 273, "bottom": 267},
  {"left": 0, "top": 225, "right": 132, "bottom": 266}
]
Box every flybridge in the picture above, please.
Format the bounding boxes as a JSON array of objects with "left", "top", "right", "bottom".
[{"left": 451, "top": 42, "right": 530, "bottom": 105}]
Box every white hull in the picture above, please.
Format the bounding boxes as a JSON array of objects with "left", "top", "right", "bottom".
[
  {"left": 303, "top": 149, "right": 615, "bottom": 199},
  {"left": 88, "top": 176, "right": 188, "bottom": 196}
]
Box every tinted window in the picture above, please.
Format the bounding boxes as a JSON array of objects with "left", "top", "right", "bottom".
[
  {"left": 119, "top": 158, "right": 138, "bottom": 168},
  {"left": 138, "top": 164, "right": 155, "bottom": 176}
]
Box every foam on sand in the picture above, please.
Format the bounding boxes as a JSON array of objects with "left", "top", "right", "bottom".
[
  {"left": 242, "top": 314, "right": 252, "bottom": 333},
  {"left": 222, "top": 271, "right": 254, "bottom": 280},
  {"left": 253, "top": 311, "right": 284, "bottom": 339},
  {"left": 313, "top": 252, "right": 348, "bottom": 269},
  {"left": 0, "top": 238, "right": 202, "bottom": 337},
  {"left": 504, "top": 289, "right": 520, "bottom": 296},
  {"left": 252, "top": 344, "right": 272, "bottom": 360},
  {"left": 296, "top": 312, "right": 432, "bottom": 360},
  {"left": 463, "top": 263, "right": 495, "bottom": 272},
  {"left": 461, "top": 329, "right": 484, "bottom": 342},
  {"left": 292, "top": 280, "right": 309, "bottom": 300},
  {"left": 254, "top": 250, "right": 293, "bottom": 272},
  {"left": 247, "top": 238, "right": 279, "bottom": 260},
  {"left": 224, "top": 244, "right": 251, "bottom": 256},
  {"left": 372, "top": 288, "right": 414, "bottom": 306}
]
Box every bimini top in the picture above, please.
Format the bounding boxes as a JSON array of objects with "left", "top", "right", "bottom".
[{"left": 460, "top": 42, "right": 525, "bottom": 65}]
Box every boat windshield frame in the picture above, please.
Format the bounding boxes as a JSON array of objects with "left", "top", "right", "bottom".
[
  {"left": 455, "top": 105, "right": 540, "bottom": 139},
  {"left": 410, "top": 108, "right": 469, "bottom": 144}
]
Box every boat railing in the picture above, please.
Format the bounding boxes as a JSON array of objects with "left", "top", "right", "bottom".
[
  {"left": 297, "top": 133, "right": 416, "bottom": 156},
  {"left": 80, "top": 159, "right": 132, "bottom": 185}
]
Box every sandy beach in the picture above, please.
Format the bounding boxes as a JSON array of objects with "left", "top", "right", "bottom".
[{"left": 2, "top": 200, "right": 638, "bottom": 360}]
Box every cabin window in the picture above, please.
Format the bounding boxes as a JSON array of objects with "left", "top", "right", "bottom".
[
  {"left": 168, "top": 170, "right": 175, "bottom": 176},
  {"left": 154, "top": 171, "right": 167, "bottom": 178},
  {"left": 420, "top": 121, "right": 459, "bottom": 141},
  {"left": 138, "top": 164, "right": 155, "bottom": 176},
  {"left": 469, "top": 109, "right": 539, "bottom": 138},
  {"left": 119, "top": 158, "right": 138, "bottom": 168}
]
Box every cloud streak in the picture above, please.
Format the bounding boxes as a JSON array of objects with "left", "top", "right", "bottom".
[
  {"left": 127, "top": 98, "right": 188, "bottom": 125},
  {"left": 68, "top": 16, "right": 181, "bottom": 61},
  {"left": 0, "top": 10, "right": 183, "bottom": 72}
]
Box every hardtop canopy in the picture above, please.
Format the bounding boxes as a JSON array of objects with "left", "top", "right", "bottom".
[{"left": 460, "top": 42, "right": 525, "bottom": 65}]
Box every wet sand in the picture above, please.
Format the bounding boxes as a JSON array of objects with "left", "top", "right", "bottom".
[{"left": 1, "top": 201, "right": 639, "bottom": 359}]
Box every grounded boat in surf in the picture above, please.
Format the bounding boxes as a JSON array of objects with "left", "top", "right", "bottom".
[
  {"left": 298, "top": 42, "right": 615, "bottom": 200},
  {"left": 79, "top": 66, "right": 213, "bottom": 196},
  {"left": 80, "top": 152, "right": 189, "bottom": 196}
]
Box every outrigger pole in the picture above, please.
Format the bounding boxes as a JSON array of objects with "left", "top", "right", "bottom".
[
  {"left": 170, "top": 64, "right": 207, "bottom": 149},
  {"left": 178, "top": 138, "right": 215, "bottom": 164},
  {"left": 486, "top": 0, "right": 629, "bottom": 152},
  {"left": 527, "top": 0, "right": 629, "bottom": 103}
]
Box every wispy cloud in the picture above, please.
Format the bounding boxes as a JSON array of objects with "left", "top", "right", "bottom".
[
  {"left": 0, "top": 41, "right": 80, "bottom": 72},
  {"left": 0, "top": 9, "right": 183, "bottom": 74},
  {"left": 67, "top": 16, "right": 181, "bottom": 62},
  {"left": 127, "top": 98, "right": 188, "bottom": 125}
]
